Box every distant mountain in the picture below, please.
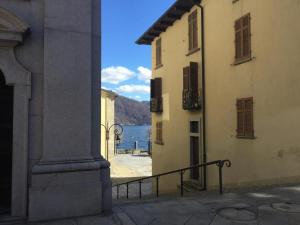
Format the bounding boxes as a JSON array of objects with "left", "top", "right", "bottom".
[{"left": 115, "top": 95, "right": 150, "bottom": 125}]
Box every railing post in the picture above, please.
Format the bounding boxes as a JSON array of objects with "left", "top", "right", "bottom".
[
  {"left": 117, "top": 185, "right": 119, "bottom": 199},
  {"left": 126, "top": 183, "right": 129, "bottom": 199},
  {"left": 156, "top": 176, "right": 159, "bottom": 198},
  {"left": 139, "top": 180, "right": 142, "bottom": 199},
  {"left": 180, "top": 170, "right": 184, "bottom": 197},
  {"left": 217, "top": 161, "right": 224, "bottom": 195}
]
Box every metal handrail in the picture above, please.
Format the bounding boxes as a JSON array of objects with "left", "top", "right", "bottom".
[{"left": 113, "top": 159, "right": 231, "bottom": 200}]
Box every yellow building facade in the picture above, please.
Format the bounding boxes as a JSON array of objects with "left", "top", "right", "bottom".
[
  {"left": 100, "top": 89, "right": 118, "bottom": 160},
  {"left": 137, "top": 0, "right": 300, "bottom": 192}
]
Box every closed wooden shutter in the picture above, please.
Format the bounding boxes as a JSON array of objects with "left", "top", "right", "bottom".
[
  {"left": 156, "top": 121, "right": 163, "bottom": 144},
  {"left": 242, "top": 14, "right": 251, "bottom": 58},
  {"left": 155, "top": 77, "right": 162, "bottom": 98},
  {"left": 192, "top": 11, "right": 198, "bottom": 49},
  {"left": 235, "top": 19, "right": 242, "bottom": 60},
  {"left": 188, "top": 10, "right": 198, "bottom": 51},
  {"left": 183, "top": 67, "right": 190, "bottom": 91},
  {"left": 235, "top": 13, "right": 251, "bottom": 61},
  {"left": 156, "top": 39, "right": 162, "bottom": 66},
  {"left": 236, "top": 99, "right": 245, "bottom": 136},
  {"left": 236, "top": 97, "right": 254, "bottom": 138},
  {"left": 190, "top": 62, "right": 198, "bottom": 92},
  {"left": 188, "top": 14, "right": 193, "bottom": 51},
  {"left": 244, "top": 98, "right": 253, "bottom": 137},
  {"left": 150, "top": 79, "right": 155, "bottom": 99}
]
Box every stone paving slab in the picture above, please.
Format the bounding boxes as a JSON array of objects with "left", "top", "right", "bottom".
[{"left": 7, "top": 183, "right": 300, "bottom": 225}]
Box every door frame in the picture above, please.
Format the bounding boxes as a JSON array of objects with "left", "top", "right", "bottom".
[
  {"left": 0, "top": 8, "right": 31, "bottom": 218},
  {"left": 189, "top": 118, "right": 202, "bottom": 181}
]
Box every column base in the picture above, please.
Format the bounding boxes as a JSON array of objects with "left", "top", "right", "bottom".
[{"left": 28, "top": 159, "right": 111, "bottom": 222}]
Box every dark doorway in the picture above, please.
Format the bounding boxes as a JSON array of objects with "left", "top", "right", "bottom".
[
  {"left": 190, "top": 136, "right": 199, "bottom": 180},
  {"left": 0, "top": 72, "right": 13, "bottom": 215}
]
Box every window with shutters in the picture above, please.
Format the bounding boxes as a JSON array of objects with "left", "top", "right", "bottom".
[
  {"left": 155, "top": 121, "right": 163, "bottom": 145},
  {"left": 236, "top": 97, "right": 254, "bottom": 138},
  {"left": 188, "top": 10, "right": 198, "bottom": 52},
  {"left": 150, "top": 77, "right": 163, "bottom": 113},
  {"left": 156, "top": 38, "right": 162, "bottom": 68},
  {"left": 234, "top": 13, "right": 251, "bottom": 64},
  {"left": 182, "top": 62, "right": 201, "bottom": 110}
]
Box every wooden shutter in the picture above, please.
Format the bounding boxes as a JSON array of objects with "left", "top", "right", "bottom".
[
  {"left": 235, "top": 14, "right": 251, "bottom": 61},
  {"left": 183, "top": 67, "right": 190, "bottom": 91},
  {"left": 190, "top": 62, "right": 198, "bottom": 92},
  {"left": 188, "top": 14, "right": 193, "bottom": 51},
  {"left": 155, "top": 78, "right": 162, "bottom": 98},
  {"left": 242, "top": 14, "right": 251, "bottom": 58},
  {"left": 235, "top": 19, "right": 242, "bottom": 60},
  {"left": 156, "top": 121, "right": 163, "bottom": 144},
  {"left": 188, "top": 11, "right": 198, "bottom": 51},
  {"left": 236, "top": 97, "right": 254, "bottom": 138},
  {"left": 156, "top": 122, "right": 159, "bottom": 143},
  {"left": 150, "top": 79, "right": 155, "bottom": 99},
  {"left": 236, "top": 99, "right": 245, "bottom": 136},
  {"left": 156, "top": 39, "right": 162, "bottom": 66},
  {"left": 192, "top": 11, "right": 198, "bottom": 49},
  {"left": 244, "top": 98, "right": 253, "bottom": 137}
]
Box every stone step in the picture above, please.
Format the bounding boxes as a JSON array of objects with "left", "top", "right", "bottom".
[
  {"left": 184, "top": 180, "right": 204, "bottom": 191},
  {"left": 177, "top": 180, "right": 204, "bottom": 193}
]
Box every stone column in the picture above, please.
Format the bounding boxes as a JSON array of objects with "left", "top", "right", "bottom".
[{"left": 29, "top": 0, "right": 111, "bottom": 221}]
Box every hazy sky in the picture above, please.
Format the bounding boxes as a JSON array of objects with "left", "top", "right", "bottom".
[{"left": 101, "top": 0, "right": 175, "bottom": 101}]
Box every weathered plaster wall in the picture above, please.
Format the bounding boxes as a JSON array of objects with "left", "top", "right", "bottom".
[
  {"left": 202, "top": 0, "right": 300, "bottom": 188},
  {"left": 100, "top": 90, "right": 116, "bottom": 159},
  {"left": 151, "top": 5, "right": 203, "bottom": 193}
]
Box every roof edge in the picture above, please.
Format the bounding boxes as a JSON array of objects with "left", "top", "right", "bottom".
[{"left": 136, "top": 0, "right": 201, "bottom": 45}]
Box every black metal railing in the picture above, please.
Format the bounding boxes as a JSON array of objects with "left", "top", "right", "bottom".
[
  {"left": 182, "top": 90, "right": 202, "bottom": 110},
  {"left": 113, "top": 159, "right": 231, "bottom": 200},
  {"left": 150, "top": 97, "right": 163, "bottom": 113}
]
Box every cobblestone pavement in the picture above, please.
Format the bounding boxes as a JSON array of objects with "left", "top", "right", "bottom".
[{"left": 24, "top": 184, "right": 300, "bottom": 225}]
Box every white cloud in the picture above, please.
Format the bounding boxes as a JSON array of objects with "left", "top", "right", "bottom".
[
  {"left": 135, "top": 95, "right": 141, "bottom": 99},
  {"left": 137, "top": 66, "right": 152, "bottom": 84},
  {"left": 101, "top": 66, "right": 135, "bottom": 84},
  {"left": 116, "top": 85, "right": 150, "bottom": 94}
]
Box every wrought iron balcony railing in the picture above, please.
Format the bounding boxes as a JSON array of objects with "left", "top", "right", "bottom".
[
  {"left": 182, "top": 90, "right": 202, "bottom": 110},
  {"left": 150, "top": 97, "right": 163, "bottom": 113}
]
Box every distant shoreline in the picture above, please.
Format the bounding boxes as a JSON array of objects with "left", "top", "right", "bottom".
[{"left": 119, "top": 124, "right": 151, "bottom": 126}]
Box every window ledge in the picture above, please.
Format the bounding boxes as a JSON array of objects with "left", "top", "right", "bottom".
[
  {"left": 155, "top": 64, "right": 163, "bottom": 70},
  {"left": 186, "top": 48, "right": 200, "bottom": 56},
  {"left": 236, "top": 135, "right": 256, "bottom": 140},
  {"left": 155, "top": 141, "right": 164, "bottom": 145},
  {"left": 232, "top": 56, "right": 255, "bottom": 66}
]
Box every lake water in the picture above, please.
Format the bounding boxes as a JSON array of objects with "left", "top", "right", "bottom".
[{"left": 117, "top": 125, "right": 151, "bottom": 152}]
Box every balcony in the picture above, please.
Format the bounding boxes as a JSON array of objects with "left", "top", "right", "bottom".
[
  {"left": 150, "top": 97, "right": 163, "bottom": 113},
  {"left": 182, "top": 90, "right": 202, "bottom": 110}
]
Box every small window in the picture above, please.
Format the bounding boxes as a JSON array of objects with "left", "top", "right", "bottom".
[
  {"left": 235, "top": 13, "right": 251, "bottom": 63},
  {"left": 155, "top": 121, "right": 163, "bottom": 145},
  {"left": 188, "top": 10, "right": 198, "bottom": 51},
  {"left": 150, "top": 78, "right": 163, "bottom": 113},
  {"left": 190, "top": 121, "right": 199, "bottom": 133},
  {"left": 236, "top": 97, "right": 254, "bottom": 138},
  {"left": 156, "top": 38, "right": 162, "bottom": 67}
]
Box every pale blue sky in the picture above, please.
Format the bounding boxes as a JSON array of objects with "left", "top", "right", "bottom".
[{"left": 101, "top": 0, "right": 175, "bottom": 101}]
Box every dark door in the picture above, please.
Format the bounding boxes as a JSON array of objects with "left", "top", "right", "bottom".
[
  {"left": 0, "top": 72, "right": 13, "bottom": 215},
  {"left": 190, "top": 136, "right": 199, "bottom": 180}
]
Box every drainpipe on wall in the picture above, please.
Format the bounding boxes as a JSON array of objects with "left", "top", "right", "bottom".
[{"left": 195, "top": 1, "right": 207, "bottom": 190}]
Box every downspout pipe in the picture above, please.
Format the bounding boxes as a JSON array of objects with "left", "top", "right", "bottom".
[{"left": 194, "top": 1, "right": 207, "bottom": 190}]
